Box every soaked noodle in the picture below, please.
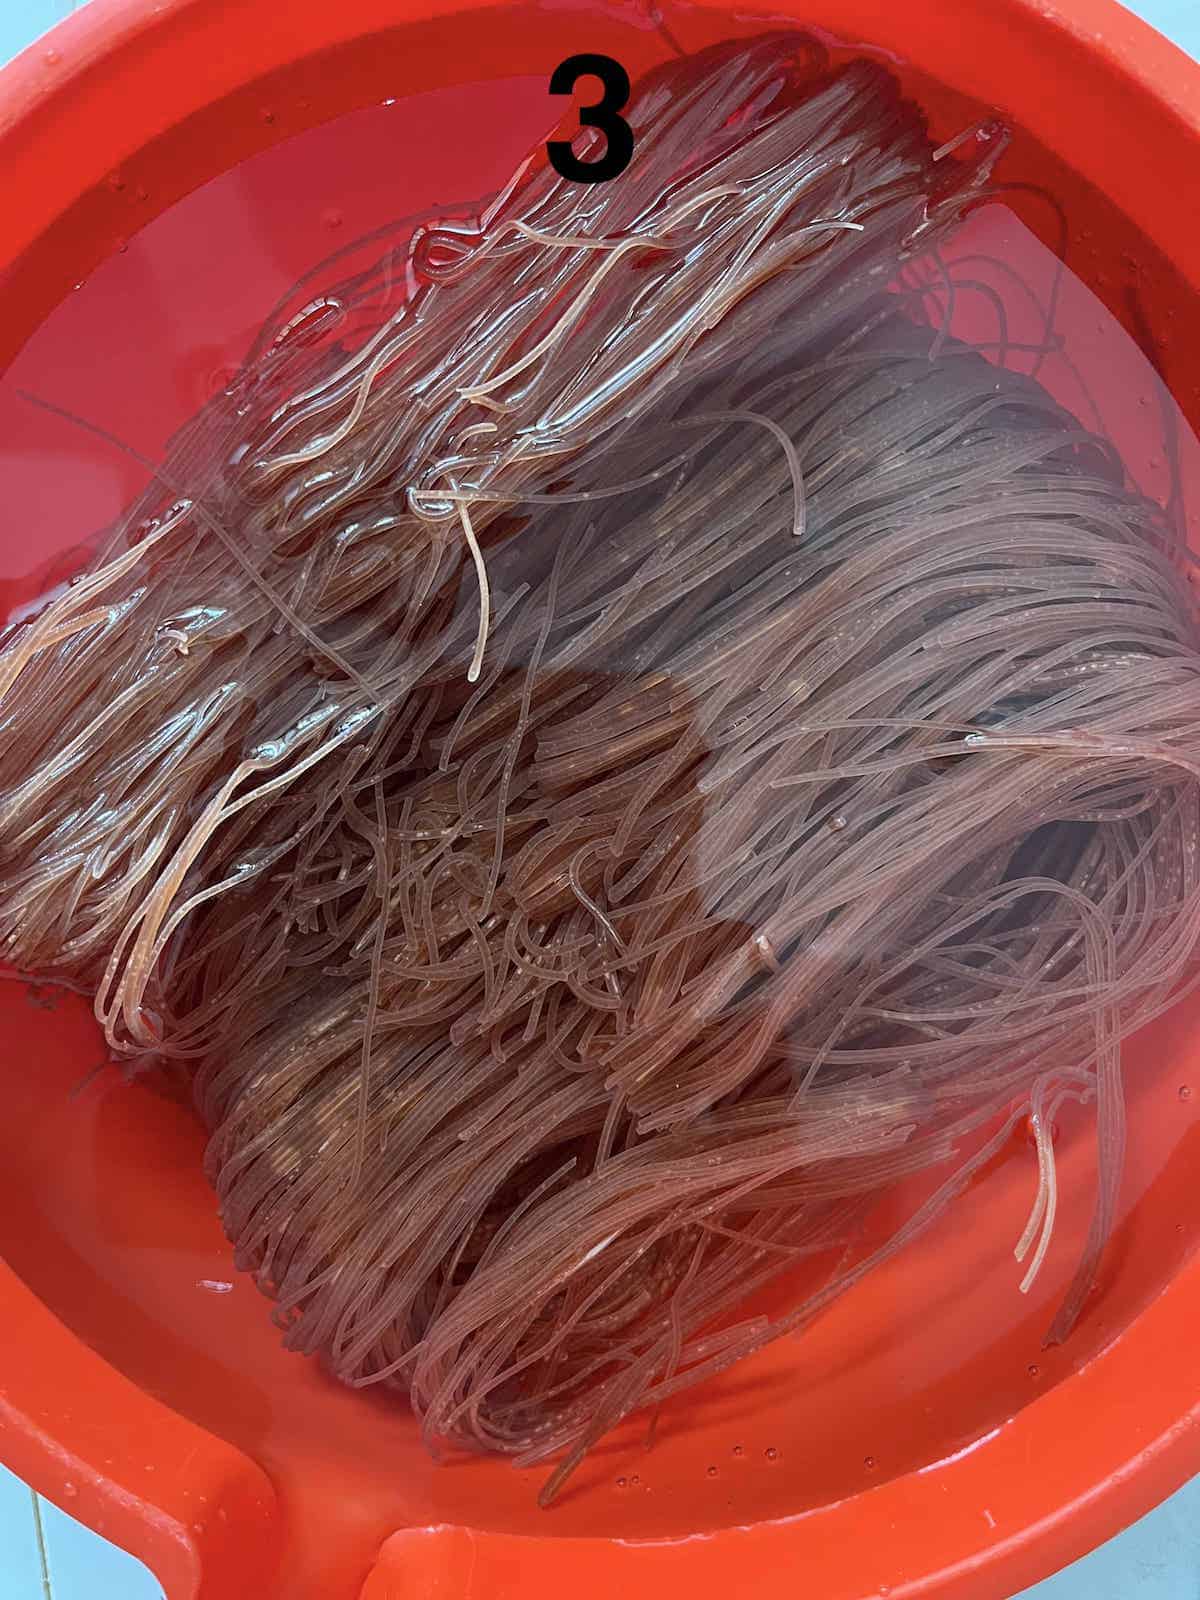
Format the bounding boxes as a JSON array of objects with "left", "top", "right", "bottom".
[{"left": 1, "top": 32, "right": 1198, "bottom": 1500}]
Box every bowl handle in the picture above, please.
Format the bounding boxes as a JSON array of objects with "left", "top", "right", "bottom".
[{"left": 0, "top": 1259, "right": 280, "bottom": 1600}]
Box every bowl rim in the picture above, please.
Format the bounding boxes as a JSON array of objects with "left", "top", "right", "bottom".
[{"left": 1, "top": 2, "right": 1199, "bottom": 1597}]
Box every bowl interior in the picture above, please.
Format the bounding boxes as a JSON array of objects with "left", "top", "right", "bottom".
[{"left": 2, "top": 2, "right": 1200, "bottom": 1592}]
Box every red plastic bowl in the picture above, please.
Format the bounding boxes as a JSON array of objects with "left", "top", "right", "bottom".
[{"left": 2, "top": 3, "right": 1200, "bottom": 1598}]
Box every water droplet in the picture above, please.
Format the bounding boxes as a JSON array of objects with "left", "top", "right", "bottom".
[
  {"left": 322, "top": 207, "right": 344, "bottom": 231},
  {"left": 107, "top": 172, "right": 126, "bottom": 193},
  {"left": 706, "top": 1465, "right": 718, "bottom": 1478},
  {"left": 1179, "top": 1084, "right": 1192, "bottom": 1102},
  {"left": 732, "top": 1444, "right": 744, "bottom": 1457},
  {"left": 864, "top": 1455, "right": 876, "bottom": 1470},
  {"left": 630, "top": 1473, "right": 640, "bottom": 1486},
  {"left": 616, "top": 1475, "right": 627, "bottom": 1489},
  {"left": 765, "top": 1446, "right": 779, "bottom": 1461},
  {"left": 62, "top": 1482, "right": 78, "bottom": 1498},
  {"left": 828, "top": 813, "right": 847, "bottom": 832},
  {"left": 1027, "top": 1363, "right": 1040, "bottom": 1378},
  {"left": 261, "top": 109, "right": 276, "bottom": 125},
  {"left": 44, "top": 47, "right": 61, "bottom": 65},
  {"left": 135, "top": 185, "right": 149, "bottom": 202}
]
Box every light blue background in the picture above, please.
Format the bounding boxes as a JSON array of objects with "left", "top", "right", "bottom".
[{"left": 1, "top": 1, "right": 1198, "bottom": 1595}]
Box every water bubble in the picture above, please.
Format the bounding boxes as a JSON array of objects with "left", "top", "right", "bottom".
[
  {"left": 706, "top": 1465, "right": 718, "bottom": 1478},
  {"left": 765, "top": 1446, "right": 779, "bottom": 1461},
  {"left": 1027, "top": 1363, "right": 1040, "bottom": 1378},
  {"left": 732, "top": 1444, "right": 744, "bottom": 1457},
  {"left": 1023, "top": 1114, "right": 1059, "bottom": 1148},
  {"left": 616, "top": 1475, "right": 627, "bottom": 1489}
]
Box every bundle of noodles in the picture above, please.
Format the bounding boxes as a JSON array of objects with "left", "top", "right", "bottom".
[
  {"left": 3, "top": 30, "right": 1200, "bottom": 1503},
  {"left": 184, "top": 310, "right": 1200, "bottom": 1496},
  {"left": 0, "top": 31, "right": 1000, "bottom": 1058}
]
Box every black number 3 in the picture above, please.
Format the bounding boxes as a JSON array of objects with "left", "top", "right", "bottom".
[{"left": 547, "top": 54, "right": 634, "bottom": 184}]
